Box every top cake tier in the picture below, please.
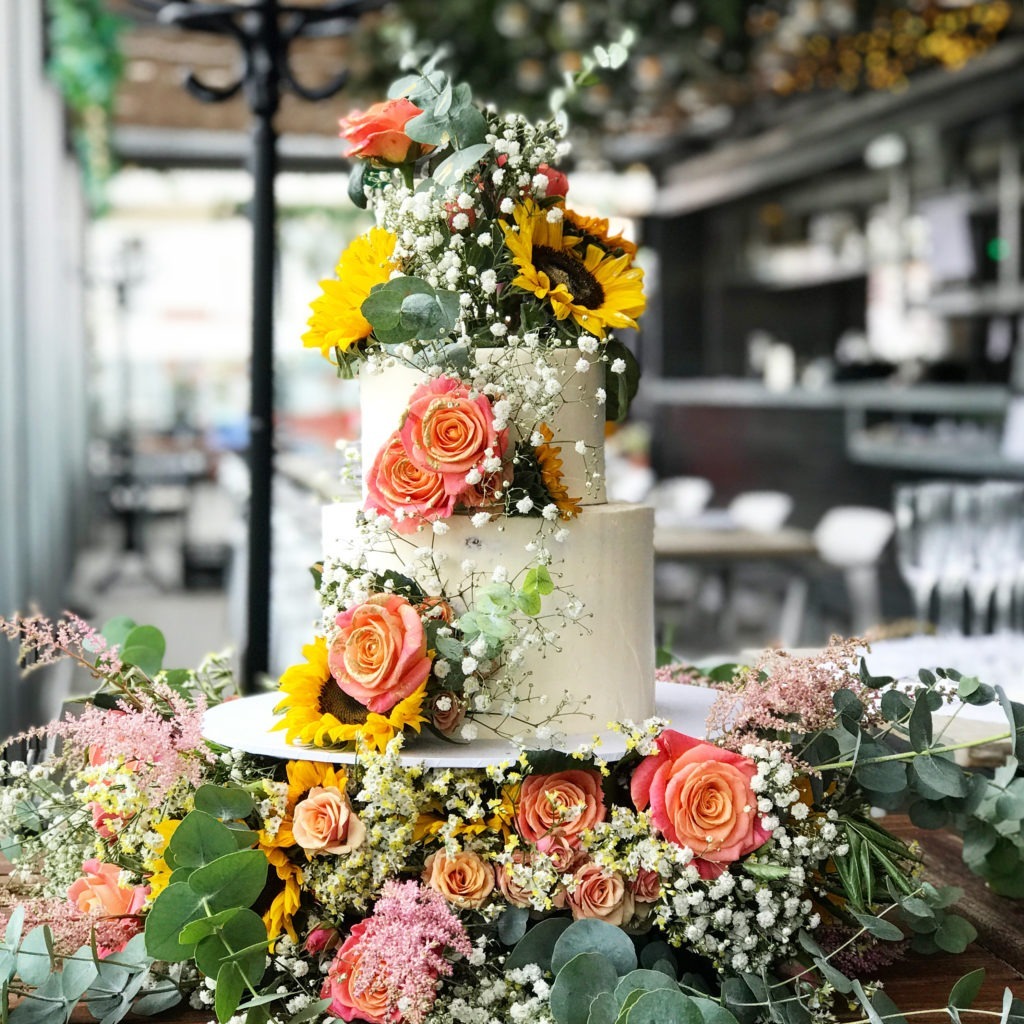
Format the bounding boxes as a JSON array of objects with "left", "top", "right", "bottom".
[{"left": 360, "top": 346, "right": 607, "bottom": 508}]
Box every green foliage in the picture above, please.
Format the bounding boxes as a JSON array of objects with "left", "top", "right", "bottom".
[
  {"left": 144, "top": 809, "right": 268, "bottom": 1023},
  {"left": 603, "top": 339, "right": 641, "bottom": 423},
  {"left": 361, "top": 277, "right": 461, "bottom": 346},
  {"left": 45, "top": 0, "right": 125, "bottom": 212}
]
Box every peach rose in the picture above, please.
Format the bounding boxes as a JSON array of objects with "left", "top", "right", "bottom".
[
  {"left": 399, "top": 376, "right": 507, "bottom": 496},
  {"left": 422, "top": 849, "right": 495, "bottom": 910},
  {"left": 536, "top": 834, "right": 583, "bottom": 874},
  {"left": 416, "top": 596, "right": 455, "bottom": 624},
  {"left": 339, "top": 97, "right": 432, "bottom": 165},
  {"left": 329, "top": 593, "right": 432, "bottom": 713},
  {"left": 365, "top": 431, "right": 456, "bottom": 533},
  {"left": 565, "top": 861, "right": 634, "bottom": 927},
  {"left": 630, "top": 868, "right": 661, "bottom": 903},
  {"left": 516, "top": 768, "right": 606, "bottom": 849},
  {"left": 631, "top": 729, "right": 771, "bottom": 880},
  {"left": 321, "top": 920, "right": 398, "bottom": 1024},
  {"left": 292, "top": 786, "right": 366, "bottom": 856},
  {"left": 429, "top": 691, "right": 466, "bottom": 736},
  {"left": 495, "top": 851, "right": 535, "bottom": 909},
  {"left": 68, "top": 859, "right": 148, "bottom": 918}
]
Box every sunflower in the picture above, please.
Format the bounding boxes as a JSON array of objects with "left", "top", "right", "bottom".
[
  {"left": 144, "top": 818, "right": 181, "bottom": 902},
  {"left": 563, "top": 209, "right": 638, "bottom": 259},
  {"left": 500, "top": 199, "right": 646, "bottom": 340},
  {"left": 262, "top": 845, "right": 303, "bottom": 946},
  {"left": 535, "top": 423, "right": 581, "bottom": 519},
  {"left": 301, "top": 226, "right": 398, "bottom": 359},
  {"left": 272, "top": 638, "right": 428, "bottom": 753}
]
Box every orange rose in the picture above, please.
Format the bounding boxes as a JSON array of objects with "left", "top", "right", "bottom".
[
  {"left": 565, "top": 861, "right": 634, "bottom": 927},
  {"left": 339, "top": 97, "right": 433, "bottom": 165},
  {"left": 422, "top": 849, "right": 495, "bottom": 909},
  {"left": 329, "top": 593, "right": 432, "bottom": 713},
  {"left": 292, "top": 786, "right": 366, "bottom": 856},
  {"left": 516, "top": 768, "right": 606, "bottom": 849},
  {"left": 68, "top": 859, "right": 148, "bottom": 917},
  {"left": 631, "top": 730, "right": 771, "bottom": 880},
  {"left": 321, "top": 921, "right": 396, "bottom": 1024},
  {"left": 365, "top": 431, "right": 456, "bottom": 533},
  {"left": 399, "top": 376, "right": 507, "bottom": 496}
]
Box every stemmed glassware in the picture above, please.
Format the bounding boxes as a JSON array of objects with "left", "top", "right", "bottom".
[{"left": 895, "top": 480, "right": 1024, "bottom": 635}]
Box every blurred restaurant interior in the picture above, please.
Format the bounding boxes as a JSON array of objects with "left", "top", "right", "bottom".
[{"left": 4, "top": 0, "right": 1024, "bottom": 737}]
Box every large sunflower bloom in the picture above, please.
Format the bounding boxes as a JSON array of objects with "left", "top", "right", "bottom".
[
  {"left": 500, "top": 200, "right": 645, "bottom": 340},
  {"left": 302, "top": 226, "right": 398, "bottom": 358},
  {"left": 273, "top": 638, "right": 428, "bottom": 753}
]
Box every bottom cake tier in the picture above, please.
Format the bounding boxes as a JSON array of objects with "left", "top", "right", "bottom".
[{"left": 322, "top": 501, "right": 656, "bottom": 735}]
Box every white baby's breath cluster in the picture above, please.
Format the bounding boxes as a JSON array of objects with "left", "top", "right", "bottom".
[
  {"left": 650, "top": 747, "right": 840, "bottom": 973},
  {"left": 424, "top": 959, "right": 556, "bottom": 1024}
]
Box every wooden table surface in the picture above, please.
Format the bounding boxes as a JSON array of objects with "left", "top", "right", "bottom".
[
  {"left": 654, "top": 525, "right": 817, "bottom": 561},
  {"left": 6, "top": 818, "right": 1024, "bottom": 1021}
]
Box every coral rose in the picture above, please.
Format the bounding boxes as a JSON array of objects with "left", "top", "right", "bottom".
[
  {"left": 399, "top": 376, "right": 507, "bottom": 497},
  {"left": 292, "top": 785, "right": 366, "bottom": 856},
  {"left": 305, "top": 925, "right": 340, "bottom": 954},
  {"left": 516, "top": 768, "right": 606, "bottom": 848},
  {"left": 365, "top": 431, "right": 456, "bottom": 532},
  {"left": 321, "top": 920, "right": 398, "bottom": 1024},
  {"left": 68, "top": 859, "right": 148, "bottom": 918},
  {"left": 339, "top": 97, "right": 432, "bottom": 165},
  {"left": 329, "top": 594, "right": 432, "bottom": 713},
  {"left": 422, "top": 849, "right": 495, "bottom": 910},
  {"left": 630, "top": 867, "right": 661, "bottom": 904},
  {"left": 631, "top": 729, "right": 771, "bottom": 879},
  {"left": 565, "top": 862, "right": 634, "bottom": 927}
]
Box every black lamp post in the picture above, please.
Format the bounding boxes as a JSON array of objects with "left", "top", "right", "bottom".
[{"left": 131, "top": 0, "right": 384, "bottom": 692}]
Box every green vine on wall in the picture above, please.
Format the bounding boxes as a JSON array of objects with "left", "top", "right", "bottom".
[{"left": 45, "top": 0, "right": 125, "bottom": 213}]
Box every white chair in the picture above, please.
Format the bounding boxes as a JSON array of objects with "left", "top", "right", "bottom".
[
  {"left": 649, "top": 476, "right": 713, "bottom": 527},
  {"left": 813, "top": 506, "right": 895, "bottom": 635},
  {"left": 728, "top": 490, "right": 793, "bottom": 533}
]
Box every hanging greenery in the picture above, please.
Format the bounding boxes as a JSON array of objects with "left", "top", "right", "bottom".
[{"left": 45, "top": 0, "right": 125, "bottom": 213}]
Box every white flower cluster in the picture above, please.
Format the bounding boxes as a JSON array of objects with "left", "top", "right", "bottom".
[{"left": 424, "top": 959, "right": 555, "bottom": 1024}]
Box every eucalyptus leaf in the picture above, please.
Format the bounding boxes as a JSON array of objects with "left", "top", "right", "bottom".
[
  {"left": 143, "top": 883, "right": 206, "bottom": 962},
  {"left": 855, "top": 759, "right": 907, "bottom": 794},
  {"left": 812, "top": 957, "right": 852, "bottom": 994},
  {"left": 624, "top": 989, "right": 701, "bottom": 1024},
  {"left": 131, "top": 979, "right": 183, "bottom": 1017},
  {"left": 16, "top": 927, "right": 55, "bottom": 987},
  {"left": 287, "top": 998, "right": 333, "bottom": 1024},
  {"left": 431, "top": 143, "right": 492, "bottom": 188},
  {"left": 949, "top": 969, "right": 986, "bottom": 1010},
  {"left": 100, "top": 616, "right": 136, "bottom": 649},
  {"left": 215, "top": 962, "right": 246, "bottom": 1024},
  {"left": 552, "top": 919, "right": 637, "bottom": 977},
  {"left": 497, "top": 907, "right": 530, "bottom": 946},
  {"left": 934, "top": 915, "right": 977, "bottom": 954},
  {"left": 549, "top": 952, "right": 615, "bottom": 1024},
  {"left": 168, "top": 810, "right": 239, "bottom": 869},
  {"left": 4, "top": 906, "right": 24, "bottom": 949},
  {"left": 194, "top": 909, "right": 267, "bottom": 988},
  {"left": 60, "top": 946, "right": 99, "bottom": 1002},
  {"left": 908, "top": 693, "right": 933, "bottom": 751},
  {"left": 912, "top": 754, "right": 968, "bottom": 799},
  {"left": 194, "top": 785, "right": 256, "bottom": 822},
  {"left": 187, "top": 849, "right": 268, "bottom": 912},
  {"left": 851, "top": 912, "right": 903, "bottom": 941}
]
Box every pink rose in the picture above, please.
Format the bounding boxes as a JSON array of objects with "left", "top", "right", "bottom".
[
  {"left": 495, "top": 851, "right": 534, "bottom": 909},
  {"left": 339, "top": 98, "right": 433, "bottom": 165},
  {"left": 516, "top": 768, "right": 606, "bottom": 849},
  {"left": 305, "top": 926, "right": 340, "bottom": 954},
  {"left": 68, "top": 860, "right": 148, "bottom": 918},
  {"left": 537, "top": 163, "right": 569, "bottom": 198},
  {"left": 292, "top": 786, "right": 366, "bottom": 856},
  {"left": 631, "top": 730, "right": 771, "bottom": 879},
  {"left": 565, "top": 861, "right": 634, "bottom": 927},
  {"left": 329, "top": 593, "right": 432, "bottom": 713},
  {"left": 399, "top": 376, "right": 507, "bottom": 497},
  {"left": 536, "top": 834, "right": 583, "bottom": 873},
  {"left": 322, "top": 920, "right": 399, "bottom": 1024},
  {"left": 429, "top": 691, "right": 466, "bottom": 736},
  {"left": 630, "top": 868, "right": 661, "bottom": 903},
  {"left": 365, "top": 431, "right": 457, "bottom": 533},
  {"left": 90, "top": 802, "right": 128, "bottom": 840}
]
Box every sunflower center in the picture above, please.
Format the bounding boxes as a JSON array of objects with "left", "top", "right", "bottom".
[
  {"left": 533, "top": 246, "right": 605, "bottom": 309},
  {"left": 319, "top": 679, "right": 370, "bottom": 725}
]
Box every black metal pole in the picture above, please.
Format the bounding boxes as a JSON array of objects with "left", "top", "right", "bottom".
[{"left": 242, "top": 1, "right": 280, "bottom": 691}]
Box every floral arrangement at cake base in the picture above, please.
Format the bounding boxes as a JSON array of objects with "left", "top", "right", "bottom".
[{"left": 3, "top": 615, "right": 1024, "bottom": 1024}]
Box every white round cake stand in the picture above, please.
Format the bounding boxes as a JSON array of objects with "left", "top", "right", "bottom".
[{"left": 201, "top": 682, "right": 719, "bottom": 769}]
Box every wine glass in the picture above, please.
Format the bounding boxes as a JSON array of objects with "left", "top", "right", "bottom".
[{"left": 894, "top": 482, "right": 954, "bottom": 628}]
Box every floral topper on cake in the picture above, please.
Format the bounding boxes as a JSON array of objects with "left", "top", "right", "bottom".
[{"left": 301, "top": 53, "right": 644, "bottom": 423}]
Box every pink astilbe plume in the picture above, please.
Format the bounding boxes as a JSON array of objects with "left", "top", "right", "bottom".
[
  {"left": 51, "top": 684, "right": 215, "bottom": 803},
  {"left": 0, "top": 897, "right": 141, "bottom": 958},
  {"left": 706, "top": 636, "right": 879, "bottom": 751},
  {"left": 0, "top": 612, "right": 122, "bottom": 678},
  {"left": 331, "top": 880, "right": 471, "bottom": 1024}
]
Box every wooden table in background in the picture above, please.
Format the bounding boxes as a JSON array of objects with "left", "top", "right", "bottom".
[{"left": 5, "top": 818, "right": 1024, "bottom": 1021}]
